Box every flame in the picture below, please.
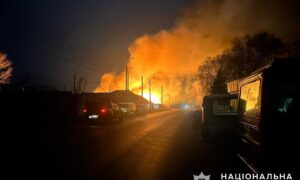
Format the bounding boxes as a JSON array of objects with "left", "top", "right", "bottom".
[
  {"left": 142, "top": 92, "right": 161, "bottom": 104},
  {"left": 94, "top": 26, "right": 220, "bottom": 105},
  {"left": 95, "top": 0, "right": 300, "bottom": 105}
]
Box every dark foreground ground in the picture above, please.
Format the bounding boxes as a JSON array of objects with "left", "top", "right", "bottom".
[{"left": 4, "top": 109, "right": 249, "bottom": 179}]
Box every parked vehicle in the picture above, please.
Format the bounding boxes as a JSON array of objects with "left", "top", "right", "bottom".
[
  {"left": 136, "top": 103, "right": 148, "bottom": 115},
  {"left": 201, "top": 93, "right": 238, "bottom": 144},
  {"left": 118, "top": 102, "right": 136, "bottom": 116},
  {"left": 235, "top": 58, "right": 299, "bottom": 172},
  {"left": 83, "top": 100, "right": 124, "bottom": 123}
]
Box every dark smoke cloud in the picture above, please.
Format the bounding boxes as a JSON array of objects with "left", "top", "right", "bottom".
[{"left": 95, "top": 0, "right": 300, "bottom": 105}]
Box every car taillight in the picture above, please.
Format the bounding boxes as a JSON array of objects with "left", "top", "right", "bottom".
[
  {"left": 99, "top": 107, "right": 107, "bottom": 114},
  {"left": 83, "top": 107, "right": 88, "bottom": 113}
]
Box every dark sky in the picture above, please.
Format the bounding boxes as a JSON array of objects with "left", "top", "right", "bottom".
[{"left": 0, "top": 0, "right": 188, "bottom": 91}]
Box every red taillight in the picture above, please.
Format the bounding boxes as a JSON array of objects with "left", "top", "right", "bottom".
[
  {"left": 83, "top": 107, "right": 87, "bottom": 113},
  {"left": 99, "top": 107, "right": 107, "bottom": 114}
]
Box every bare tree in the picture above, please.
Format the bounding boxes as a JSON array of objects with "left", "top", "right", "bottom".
[
  {"left": 197, "top": 32, "right": 285, "bottom": 95},
  {"left": 197, "top": 57, "right": 220, "bottom": 95},
  {"left": 0, "top": 52, "right": 13, "bottom": 84},
  {"left": 74, "top": 74, "right": 88, "bottom": 94},
  {"left": 221, "top": 32, "right": 285, "bottom": 81}
]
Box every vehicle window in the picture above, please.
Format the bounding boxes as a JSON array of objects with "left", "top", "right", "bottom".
[
  {"left": 213, "top": 98, "right": 238, "bottom": 115},
  {"left": 277, "top": 98, "right": 293, "bottom": 113},
  {"left": 119, "top": 104, "right": 128, "bottom": 108},
  {"left": 240, "top": 80, "right": 261, "bottom": 124},
  {"left": 275, "top": 85, "right": 298, "bottom": 114},
  {"left": 275, "top": 95, "right": 297, "bottom": 125}
]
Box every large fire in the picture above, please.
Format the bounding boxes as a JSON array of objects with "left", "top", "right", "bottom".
[
  {"left": 94, "top": 26, "right": 225, "bottom": 105},
  {"left": 142, "top": 92, "right": 160, "bottom": 104},
  {"left": 94, "top": 0, "right": 300, "bottom": 105}
]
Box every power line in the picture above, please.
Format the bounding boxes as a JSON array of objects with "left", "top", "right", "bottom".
[
  {"left": 22, "top": 39, "right": 103, "bottom": 74},
  {"left": 24, "top": 30, "right": 98, "bottom": 69},
  {"left": 8, "top": 31, "right": 104, "bottom": 74}
]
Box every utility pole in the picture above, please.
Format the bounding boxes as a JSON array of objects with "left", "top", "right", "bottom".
[
  {"left": 127, "top": 65, "right": 129, "bottom": 91},
  {"left": 149, "top": 78, "right": 152, "bottom": 110},
  {"left": 73, "top": 74, "right": 76, "bottom": 94},
  {"left": 161, "top": 86, "right": 163, "bottom": 105},
  {"left": 83, "top": 75, "right": 87, "bottom": 93},
  {"left": 141, "top": 76, "right": 144, "bottom": 97},
  {"left": 169, "top": 94, "right": 171, "bottom": 108},
  {"left": 125, "top": 64, "right": 129, "bottom": 91},
  {"left": 125, "top": 65, "right": 126, "bottom": 90}
]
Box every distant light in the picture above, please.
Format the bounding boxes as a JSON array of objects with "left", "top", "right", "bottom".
[
  {"left": 89, "top": 115, "right": 99, "bottom": 119},
  {"left": 153, "top": 104, "right": 159, "bottom": 109},
  {"left": 180, "top": 104, "right": 190, "bottom": 109}
]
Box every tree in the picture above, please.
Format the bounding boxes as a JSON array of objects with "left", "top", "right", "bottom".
[
  {"left": 197, "top": 32, "right": 285, "bottom": 94},
  {"left": 75, "top": 75, "right": 87, "bottom": 94},
  {"left": 197, "top": 57, "right": 220, "bottom": 95},
  {"left": 0, "top": 52, "right": 13, "bottom": 84},
  {"left": 246, "top": 32, "right": 285, "bottom": 70},
  {"left": 222, "top": 32, "right": 285, "bottom": 81},
  {"left": 210, "top": 70, "right": 227, "bottom": 94}
]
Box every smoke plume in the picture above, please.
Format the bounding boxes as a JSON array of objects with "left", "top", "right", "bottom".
[{"left": 95, "top": 0, "right": 300, "bottom": 105}]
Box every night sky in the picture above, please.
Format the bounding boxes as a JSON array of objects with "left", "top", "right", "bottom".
[{"left": 0, "top": 0, "right": 188, "bottom": 91}]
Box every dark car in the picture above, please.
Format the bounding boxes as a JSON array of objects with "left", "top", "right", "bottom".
[
  {"left": 201, "top": 93, "right": 238, "bottom": 144},
  {"left": 236, "top": 58, "right": 299, "bottom": 172},
  {"left": 136, "top": 103, "right": 148, "bottom": 115},
  {"left": 83, "top": 100, "right": 124, "bottom": 124},
  {"left": 118, "top": 102, "right": 136, "bottom": 116}
]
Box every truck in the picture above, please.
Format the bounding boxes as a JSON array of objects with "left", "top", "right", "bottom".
[
  {"left": 233, "top": 58, "right": 299, "bottom": 172},
  {"left": 201, "top": 93, "right": 238, "bottom": 145}
]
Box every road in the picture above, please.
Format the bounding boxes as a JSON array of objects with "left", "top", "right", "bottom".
[{"left": 9, "top": 109, "right": 249, "bottom": 179}]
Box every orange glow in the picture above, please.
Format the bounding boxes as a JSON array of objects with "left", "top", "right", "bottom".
[
  {"left": 94, "top": 0, "right": 297, "bottom": 105},
  {"left": 93, "top": 17, "right": 231, "bottom": 105},
  {"left": 142, "top": 92, "right": 160, "bottom": 104},
  {"left": 93, "top": 2, "right": 238, "bottom": 105}
]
